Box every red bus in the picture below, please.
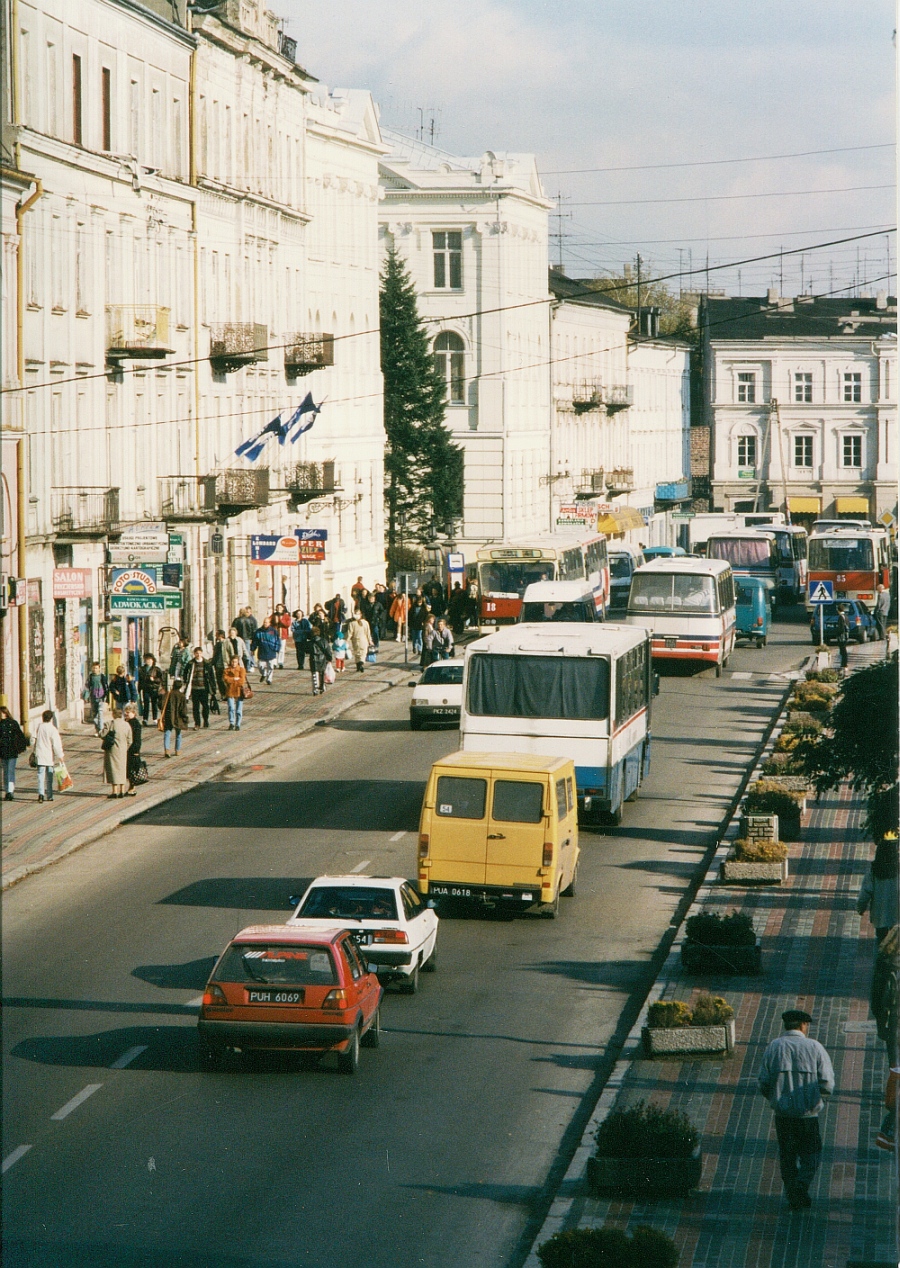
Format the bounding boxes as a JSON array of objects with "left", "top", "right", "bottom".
[
  {"left": 807, "top": 528, "right": 891, "bottom": 607},
  {"left": 475, "top": 535, "right": 610, "bottom": 632}
]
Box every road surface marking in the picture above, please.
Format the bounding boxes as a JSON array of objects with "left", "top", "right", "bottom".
[
  {"left": 350, "top": 860, "right": 371, "bottom": 873},
  {"left": 730, "top": 672, "right": 752, "bottom": 680},
  {"left": 2, "top": 1146, "right": 32, "bottom": 1173},
  {"left": 389, "top": 832, "right": 406, "bottom": 843},
  {"left": 50, "top": 1084, "right": 103, "bottom": 1120},
  {"left": 110, "top": 1045, "right": 148, "bottom": 1069},
  {"left": 186, "top": 995, "right": 204, "bottom": 1008}
]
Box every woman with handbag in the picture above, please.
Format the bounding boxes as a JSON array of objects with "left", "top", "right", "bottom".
[
  {"left": 100, "top": 705, "right": 133, "bottom": 798},
  {"left": 223, "top": 655, "right": 249, "bottom": 730},
  {"left": 347, "top": 612, "right": 372, "bottom": 675},
  {"left": 33, "top": 709, "right": 64, "bottom": 804},
  {"left": 124, "top": 703, "right": 145, "bottom": 795},
  {"left": 306, "top": 619, "right": 334, "bottom": 695},
  {"left": 0, "top": 705, "right": 28, "bottom": 801}
]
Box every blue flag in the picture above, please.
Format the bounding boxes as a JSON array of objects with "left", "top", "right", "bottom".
[
  {"left": 235, "top": 412, "right": 286, "bottom": 463},
  {"left": 287, "top": 393, "right": 323, "bottom": 444}
]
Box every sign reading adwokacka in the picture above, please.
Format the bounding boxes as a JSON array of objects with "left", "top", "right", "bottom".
[{"left": 109, "top": 593, "right": 182, "bottom": 613}]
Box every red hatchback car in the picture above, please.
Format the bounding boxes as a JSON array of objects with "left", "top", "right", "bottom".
[{"left": 198, "top": 924, "right": 383, "bottom": 1073}]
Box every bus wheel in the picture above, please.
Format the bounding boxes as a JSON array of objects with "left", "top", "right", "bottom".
[{"left": 604, "top": 806, "right": 622, "bottom": 827}]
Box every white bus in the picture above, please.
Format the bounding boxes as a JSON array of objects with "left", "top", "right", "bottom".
[
  {"left": 474, "top": 534, "right": 610, "bottom": 632},
  {"left": 460, "top": 623, "right": 653, "bottom": 823},
  {"left": 625, "top": 556, "right": 736, "bottom": 676}
]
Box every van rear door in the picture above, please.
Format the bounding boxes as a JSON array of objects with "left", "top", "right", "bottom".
[
  {"left": 484, "top": 774, "right": 547, "bottom": 888},
  {"left": 429, "top": 771, "right": 489, "bottom": 884}
]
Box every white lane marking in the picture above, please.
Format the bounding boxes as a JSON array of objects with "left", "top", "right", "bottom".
[
  {"left": 186, "top": 995, "right": 204, "bottom": 1008},
  {"left": 389, "top": 832, "right": 406, "bottom": 843},
  {"left": 350, "top": 859, "right": 371, "bottom": 873},
  {"left": 2, "top": 1145, "right": 32, "bottom": 1173},
  {"left": 50, "top": 1083, "right": 103, "bottom": 1120},
  {"left": 110, "top": 1045, "right": 148, "bottom": 1070},
  {"left": 730, "top": 672, "right": 752, "bottom": 680}
]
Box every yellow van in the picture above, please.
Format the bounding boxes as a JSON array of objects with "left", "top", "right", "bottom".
[{"left": 417, "top": 752, "right": 579, "bottom": 916}]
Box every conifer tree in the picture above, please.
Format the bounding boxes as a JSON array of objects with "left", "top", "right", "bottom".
[{"left": 380, "top": 247, "right": 464, "bottom": 545}]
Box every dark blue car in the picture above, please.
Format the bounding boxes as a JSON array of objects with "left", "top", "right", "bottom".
[{"left": 809, "top": 600, "right": 876, "bottom": 645}]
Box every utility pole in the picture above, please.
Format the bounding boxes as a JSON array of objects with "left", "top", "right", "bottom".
[
  {"left": 677, "top": 248, "right": 684, "bottom": 298},
  {"left": 550, "top": 193, "right": 572, "bottom": 270},
  {"left": 636, "top": 253, "right": 643, "bottom": 334},
  {"left": 770, "top": 398, "right": 791, "bottom": 523}
]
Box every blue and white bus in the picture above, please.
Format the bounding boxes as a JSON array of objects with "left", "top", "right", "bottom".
[{"left": 460, "top": 623, "right": 653, "bottom": 824}]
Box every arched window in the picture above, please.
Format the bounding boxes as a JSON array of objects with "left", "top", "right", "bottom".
[{"left": 433, "top": 331, "right": 465, "bottom": 404}]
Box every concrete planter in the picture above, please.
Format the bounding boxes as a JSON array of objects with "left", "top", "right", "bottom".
[
  {"left": 739, "top": 812, "right": 778, "bottom": 840},
  {"left": 681, "top": 937, "right": 762, "bottom": 975},
  {"left": 642, "top": 1018, "right": 735, "bottom": 1056},
  {"left": 586, "top": 1150, "right": 703, "bottom": 1198},
  {"left": 721, "top": 856, "right": 789, "bottom": 884}
]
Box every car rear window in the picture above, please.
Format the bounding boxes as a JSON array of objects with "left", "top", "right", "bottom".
[
  {"left": 421, "top": 664, "right": 464, "bottom": 685},
  {"left": 214, "top": 943, "right": 337, "bottom": 985},
  {"left": 298, "top": 887, "right": 399, "bottom": 920},
  {"left": 492, "top": 779, "right": 544, "bottom": 824},
  {"left": 435, "top": 775, "right": 487, "bottom": 819}
]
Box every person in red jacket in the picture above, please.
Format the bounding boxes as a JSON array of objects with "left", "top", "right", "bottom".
[{"left": 272, "top": 603, "right": 291, "bottom": 669}]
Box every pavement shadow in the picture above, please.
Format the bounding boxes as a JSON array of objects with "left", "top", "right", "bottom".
[
  {"left": 11, "top": 1023, "right": 197, "bottom": 1073},
  {"left": 401, "top": 1181, "right": 538, "bottom": 1207},
  {"left": 1, "top": 1239, "right": 287, "bottom": 1268},
  {"left": 158, "top": 876, "right": 311, "bottom": 910},
  {"left": 522, "top": 958, "right": 652, "bottom": 987},
  {"left": 132, "top": 957, "right": 218, "bottom": 989}
]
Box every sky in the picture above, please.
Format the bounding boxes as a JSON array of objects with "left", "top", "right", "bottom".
[{"left": 280, "top": 0, "right": 896, "bottom": 300}]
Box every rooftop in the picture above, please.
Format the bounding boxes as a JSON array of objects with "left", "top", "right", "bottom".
[
  {"left": 379, "top": 128, "right": 549, "bottom": 203},
  {"left": 702, "top": 292, "right": 897, "bottom": 341}
]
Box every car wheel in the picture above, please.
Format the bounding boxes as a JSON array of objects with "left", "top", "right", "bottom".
[
  {"left": 542, "top": 886, "right": 561, "bottom": 919},
  {"left": 361, "top": 1008, "right": 381, "bottom": 1048},
  {"left": 199, "top": 1042, "right": 225, "bottom": 1072},
  {"left": 337, "top": 1024, "right": 361, "bottom": 1074},
  {"left": 409, "top": 718, "right": 423, "bottom": 731},
  {"left": 561, "top": 866, "right": 577, "bottom": 898},
  {"left": 760, "top": 636, "right": 767, "bottom": 647},
  {"left": 400, "top": 961, "right": 420, "bottom": 995},
  {"left": 422, "top": 945, "right": 437, "bottom": 972}
]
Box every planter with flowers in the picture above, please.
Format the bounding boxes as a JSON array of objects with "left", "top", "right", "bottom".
[
  {"left": 642, "top": 994, "right": 736, "bottom": 1056},
  {"left": 586, "top": 1099, "right": 702, "bottom": 1197},
  {"left": 721, "top": 836, "right": 789, "bottom": 884}
]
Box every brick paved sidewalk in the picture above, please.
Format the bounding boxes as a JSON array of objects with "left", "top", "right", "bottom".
[
  {"left": 1, "top": 641, "right": 415, "bottom": 889},
  {"left": 528, "top": 637, "right": 898, "bottom": 1268}
]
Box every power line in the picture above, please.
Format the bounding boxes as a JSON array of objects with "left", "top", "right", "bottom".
[
  {"left": 570, "top": 183, "right": 895, "bottom": 208},
  {"left": 542, "top": 142, "right": 895, "bottom": 176}
]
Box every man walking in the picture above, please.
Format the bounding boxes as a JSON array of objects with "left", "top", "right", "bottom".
[
  {"left": 233, "top": 607, "right": 258, "bottom": 673},
  {"left": 83, "top": 661, "right": 109, "bottom": 734},
  {"left": 875, "top": 583, "right": 891, "bottom": 641},
  {"left": 758, "top": 1008, "right": 835, "bottom": 1210},
  {"left": 138, "top": 653, "right": 164, "bottom": 723},
  {"left": 835, "top": 604, "right": 850, "bottom": 671}
]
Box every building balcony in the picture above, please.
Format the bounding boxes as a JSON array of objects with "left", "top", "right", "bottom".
[
  {"left": 106, "top": 306, "right": 173, "bottom": 361},
  {"left": 286, "top": 460, "right": 337, "bottom": 507},
  {"left": 571, "top": 382, "right": 604, "bottom": 414},
  {"left": 209, "top": 324, "right": 269, "bottom": 374},
  {"left": 576, "top": 469, "right": 606, "bottom": 495},
  {"left": 52, "top": 487, "right": 120, "bottom": 536},
  {"left": 604, "top": 384, "right": 633, "bottom": 412},
  {"left": 284, "top": 333, "right": 334, "bottom": 377},
  {"left": 655, "top": 478, "right": 692, "bottom": 503},
  {"left": 158, "top": 477, "right": 215, "bottom": 522},
  {"left": 201, "top": 468, "right": 270, "bottom": 516},
  {"left": 606, "top": 467, "right": 635, "bottom": 493}
]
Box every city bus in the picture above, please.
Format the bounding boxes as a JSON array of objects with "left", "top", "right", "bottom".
[
  {"left": 807, "top": 527, "right": 892, "bottom": 607},
  {"left": 475, "top": 534, "right": 609, "bottom": 632},
  {"left": 767, "top": 524, "right": 808, "bottom": 603},
  {"left": 705, "top": 530, "right": 782, "bottom": 607},
  {"left": 625, "top": 556, "right": 736, "bottom": 676},
  {"left": 460, "top": 623, "right": 653, "bottom": 823}
]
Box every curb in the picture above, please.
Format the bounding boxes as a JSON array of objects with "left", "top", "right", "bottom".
[{"left": 1, "top": 669, "right": 407, "bottom": 891}]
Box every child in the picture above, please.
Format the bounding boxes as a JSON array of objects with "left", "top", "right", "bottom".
[{"left": 333, "top": 626, "right": 347, "bottom": 673}]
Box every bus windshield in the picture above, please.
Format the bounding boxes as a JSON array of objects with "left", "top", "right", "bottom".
[
  {"left": 609, "top": 555, "right": 634, "bottom": 580},
  {"left": 478, "top": 560, "right": 555, "bottom": 597},
  {"left": 629, "top": 573, "right": 718, "bottom": 613},
  {"left": 707, "top": 537, "right": 773, "bottom": 569},
  {"left": 466, "top": 653, "right": 610, "bottom": 720},
  {"left": 808, "top": 537, "right": 874, "bottom": 571}
]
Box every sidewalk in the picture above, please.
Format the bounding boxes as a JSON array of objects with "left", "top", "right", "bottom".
[
  {"left": 527, "top": 637, "right": 898, "bottom": 1268},
  {"left": 2, "top": 641, "right": 415, "bottom": 890}
]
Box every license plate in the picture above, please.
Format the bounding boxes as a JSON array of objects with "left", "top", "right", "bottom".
[
  {"left": 430, "top": 708, "right": 456, "bottom": 715},
  {"left": 665, "top": 637, "right": 677, "bottom": 649},
  {"left": 430, "top": 885, "right": 472, "bottom": 898},
  {"left": 246, "top": 989, "right": 305, "bottom": 1004}
]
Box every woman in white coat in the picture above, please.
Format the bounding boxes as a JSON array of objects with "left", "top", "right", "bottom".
[
  {"left": 33, "top": 709, "right": 64, "bottom": 804},
  {"left": 347, "top": 613, "right": 373, "bottom": 673},
  {"left": 100, "top": 706, "right": 133, "bottom": 799}
]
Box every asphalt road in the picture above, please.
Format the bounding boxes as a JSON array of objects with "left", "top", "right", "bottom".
[{"left": 3, "top": 615, "right": 811, "bottom": 1268}]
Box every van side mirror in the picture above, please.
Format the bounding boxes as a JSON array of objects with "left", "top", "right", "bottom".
[{"left": 288, "top": 895, "right": 300, "bottom": 909}]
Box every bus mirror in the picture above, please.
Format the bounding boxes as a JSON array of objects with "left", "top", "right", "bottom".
[{"left": 652, "top": 672, "right": 660, "bottom": 697}]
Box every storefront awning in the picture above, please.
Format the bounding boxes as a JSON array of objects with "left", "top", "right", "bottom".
[
  {"left": 788, "top": 496, "right": 821, "bottom": 513},
  {"left": 834, "top": 496, "right": 870, "bottom": 514},
  {"left": 596, "top": 508, "right": 645, "bottom": 535}
]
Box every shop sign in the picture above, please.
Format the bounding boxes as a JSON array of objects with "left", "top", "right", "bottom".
[
  {"left": 109, "top": 524, "right": 169, "bottom": 565},
  {"left": 556, "top": 504, "right": 596, "bottom": 528},
  {"left": 109, "top": 593, "right": 183, "bottom": 614},
  {"left": 52, "top": 568, "right": 92, "bottom": 600},
  {"left": 737, "top": 468, "right": 757, "bottom": 480},
  {"left": 251, "top": 534, "right": 300, "bottom": 565},
  {"left": 294, "top": 527, "right": 327, "bottom": 564},
  {"left": 110, "top": 568, "right": 157, "bottom": 595},
  {"left": 7, "top": 577, "right": 27, "bottom": 607},
  {"left": 160, "top": 563, "right": 183, "bottom": 589}
]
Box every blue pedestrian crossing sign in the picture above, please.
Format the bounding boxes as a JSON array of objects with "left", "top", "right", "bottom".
[{"left": 808, "top": 580, "right": 834, "bottom": 604}]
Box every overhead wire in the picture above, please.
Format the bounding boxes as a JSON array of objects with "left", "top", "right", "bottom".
[{"left": 542, "top": 142, "right": 895, "bottom": 176}]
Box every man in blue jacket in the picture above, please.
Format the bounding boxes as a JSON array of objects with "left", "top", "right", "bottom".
[{"left": 251, "top": 617, "right": 280, "bottom": 684}]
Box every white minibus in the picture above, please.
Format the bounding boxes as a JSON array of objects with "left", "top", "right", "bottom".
[
  {"left": 519, "top": 580, "right": 602, "bottom": 623},
  {"left": 625, "top": 556, "right": 736, "bottom": 676}
]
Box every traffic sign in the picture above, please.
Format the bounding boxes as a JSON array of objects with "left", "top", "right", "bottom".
[
  {"left": 808, "top": 580, "right": 834, "bottom": 604},
  {"left": 109, "top": 593, "right": 182, "bottom": 614},
  {"left": 879, "top": 511, "right": 896, "bottom": 528}
]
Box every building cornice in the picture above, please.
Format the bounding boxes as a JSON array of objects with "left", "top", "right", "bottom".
[
  {"left": 109, "top": 0, "right": 196, "bottom": 47},
  {"left": 193, "top": 13, "right": 313, "bottom": 88},
  {"left": 196, "top": 175, "right": 310, "bottom": 222}
]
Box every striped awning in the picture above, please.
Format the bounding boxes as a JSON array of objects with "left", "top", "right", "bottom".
[
  {"left": 596, "top": 508, "right": 645, "bottom": 535},
  {"left": 788, "top": 496, "right": 821, "bottom": 513},
  {"left": 834, "top": 496, "right": 870, "bottom": 514}
]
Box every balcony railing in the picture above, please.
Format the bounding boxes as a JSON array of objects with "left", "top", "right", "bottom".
[
  {"left": 158, "top": 477, "right": 214, "bottom": 522},
  {"left": 52, "top": 487, "right": 120, "bottom": 536},
  {"left": 571, "top": 382, "right": 603, "bottom": 414},
  {"left": 576, "top": 469, "right": 606, "bottom": 494},
  {"left": 284, "top": 333, "right": 334, "bottom": 377},
  {"left": 209, "top": 323, "right": 269, "bottom": 373},
  {"left": 286, "top": 460, "right": 337, "bottom": 506},
  {"left": 606, "top": 467, "right": 635, "bottom": 493},
  {"left": 604, "top": 384, "right": 633, "bottom": 412},
  {"left": 106, "top": 306, "right": 173, "bottom": 360},
  {"left": 201, "top": 468, "right": 270, "bottom": 515}
]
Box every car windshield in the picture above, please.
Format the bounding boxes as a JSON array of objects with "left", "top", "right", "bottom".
[
  {"left": 609, "top": 555, "right": 634, "bottom": 579},
  {"left": 808, "top": 537, "right": 874, "bottom": 571},
  {"left": 421, "top": 664, "right": 464, "bottom": 685},
  {"left": 707, "top": 537, "right": 773, "bottom": 568},
  {"left": 298, "top": 886, "right": 399, "bottom": 921},
  {"left": 214, "top": 943, "right": 337, "bottom": 985},
  {"left": 478, "top": 560, "right": 555, "bottom": 597},
  {"left": 466, "top": 653, "right": 610, "bottom": 720},
  {"left": 521, "top": 601, "right": 591, "bottom": 622},
  {"left": 629, "top": 573, "right": 717, "bottom": 613}
]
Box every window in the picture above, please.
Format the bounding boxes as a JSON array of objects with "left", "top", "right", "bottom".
[
  {"left": 432, "top": 231, "right": 462, "bottom": 289},
  {"left": 808, "top": 537, "right": 873, "bottom": 572},
  {"left": 72, "top": 55, "right": 83, "bottom": 145},
  {"left": 401, "top": 883, "right": 425, "bottom": 918},
  {"left": 213, "top": 943, "right": 337, "bottom": 986},
  {"left": 628, "top": 573, "right": 718, "bottom": 614},
  {"left": 708, "top": 537, "right": 772, "bottom": 570},
  {"left": 297, "top": 886, "right": 398, "bottom": 920},
  {"left": 843, "top": 372, "right": 862, "bottom": 403},
  {"left": 794, "top": 372, "right": 813, "bottom": 403},
  {"left": 492, "top": 780, "right": 544, "bottom": 824},
  {"left": 737, "top": 372, "right": 756, "bottom": 403},
  {"left": 101, "top": 67, "right": 112, "bottom": 151},
  {"left": 435, "top": 775, "right": 486, "bottom": 819},
  {"left": 172, "top": 98, "right": 183, "bottom": 175},
  {"left": 737, "top": 434, "right": 757, "bottom": 468},
  {"left": 466, "top": 654, "right": 610, "bottom": 721},
  {"left": 842, "top": 434, "right": 862, "bottom": 468},
  {"left": 340, "top": 940, "right": 362, "bottom": 981},
  {"left": 614, "top": 641, "right": 649, "bottom": 727},
  {"left": 555, "top": 778, "right": 567, "bottom": 820},
  {"left": 794, "top": 435, "right": 813, "bottom": 468},
  {"left": 433, "top": 331, "right": 465, "bottom": 403},
  {"left": 129, "top": 78, "right": 140, "bottom": 157},
  {"left": 151, "top": 88, "right": 162, "bottom": 169}
]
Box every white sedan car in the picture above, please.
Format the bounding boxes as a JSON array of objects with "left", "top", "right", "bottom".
[
  {"left": 287, "top": 875, "right": 439, "bottom": 994},
  {"left": 409, "top": 658, "right": 464, "bottom": 730}
]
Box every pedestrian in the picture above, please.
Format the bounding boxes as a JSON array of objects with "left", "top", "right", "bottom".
[
  {"left": 875, "top": 583, "right": 891, "bottom": 641},
  {"left": 212, "top": 630, "right": 236, "bottom": 699},
  {"left": 251, "top": 617, "right": 280, "bottom": 684},
  {"left": 858, "top": 835, "right": 900, "bottom": 943},
  {"left": 32, "top": 708, "right": 64, "bottom": 804},
  {"left": 138, "top": 653, "right": 164, "bottom": 723},
  {"left": 0, "top": 705, "right": 28, "bottom": 801},
  {"left": 168, "top": 637, "right": 192, "bottom": 682},
  {"left": 160, "top": 678, "right": 189, "bottom": 757},
  {"left": 109, "top": 663, "right": 138, "bottom": 710},
  {"left": 835, "top": 604, "right": 850, "bottom": 671},
  {"left": 233, "top": 607, "right": 258, "bottom": 672},
  {"left": 420, "top": 614, "right": 437, "bottom": 667},
  {"left": 332, "top": 624, "right": 347, "bottom": 672},
  {"left": 448, "top": 582, "right": 467, "bottom": 637},
  {"left": 871, "top": 925, "right": 899, "bottom": 1068},
  {"left": 358, "top": 589, "right": 380, "bottom": 649},
  {"left": 434, "top": 616, "right": 455, "bottom": 660},
  {"left": 390, "top": 589, "right": 408, "bottom": 642},
  {"left": 100, "top": 705, "right": 133, "bottom": 798},
  {"left": 306, "top": 619, "right": 333, "bottom": 695},
  {"left": 347, "top": 611, "right": 373, "bottom": 673},
  {"left": 184, "top": 646, "right": 217, "bottom": 727},
  {"left": 291, "top": 609, "right": 312, "bottom": 670},
  {"left": 409, "top": 595, "right": 428, "bottom": 655},
  {"left": 223, "top": 655, "right": 248, "bottom": 730},
  {"left": 757, "top": 1008, "right": 835, "bottom": 1210},
  {"left": 124, "top": 702, "right": 144, "bottom": 795},
  {"left": 325, "top": 592, "right": 347, "bottom": 635},
  {"left": 350, "top": 576, "right": 365, "bottom": 604},
  {"left": 272, "top": 603, "right": 291, "bottom": 668},
  {"left": 82, "top": 660, "right": 109, "bottom": 734},
  {"left": 228, "top": 625, "right": 248, "bottom": 673}
]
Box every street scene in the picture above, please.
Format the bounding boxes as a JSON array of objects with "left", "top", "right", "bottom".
[{"left": 1, "top": 2, "right": 897, "bottom": 1266}]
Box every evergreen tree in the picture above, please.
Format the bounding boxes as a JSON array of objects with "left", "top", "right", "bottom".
[{"left": 380, "top": 247, "right": 464, "bottom": 545}]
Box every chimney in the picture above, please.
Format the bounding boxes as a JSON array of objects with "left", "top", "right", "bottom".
[
  {"left": 766, "top": 287, "right": 779, "bottom": 306},
  {"left": 639, "top": 306, "right": 661, "bottom": 338},
  {"left": 876, "top": 290, "right": 888, "bottom": 310}
]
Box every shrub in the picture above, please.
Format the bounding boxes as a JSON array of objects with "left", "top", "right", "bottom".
[
  {"left": 685, "top": 910, "right": 756, "bottom": 947},
  {"left": 744, "top": 781, "right": 803, "bottom": 821},
  {"left": 805, "top": 668, "right": 841, "bottom": 684},
  {"left": 793, "top": 680, "right": 839, "bottom": 703},
  {"left": 690, "top": 993, "right": 734, "bottom": 1026},
  {"left": 774, "top": 732, "right": 801, "bottom": 753},
  {"left": 782, "top": 716, "right": 823, "bottom": 737},
  {"left": 732, "top": 837, "right": 788, "bottom": 863},
  {"left": 537, "top": 1225, "right": 679, "bottom": 1268},
  {"left": 628, "top": 1227, "right": 679, "bottom": 1268},
  {"left": 647, "top": 999, "right": 693, "bottom": 1029},
  {"left": 788, "top": 694, "right": 832, "bottom": 715},
  {"left": 595, "top": 1100, "right": 698, "bottom": 1160},
  {"left": 762, "top": 753, "right": 804, "bottom": 775}
]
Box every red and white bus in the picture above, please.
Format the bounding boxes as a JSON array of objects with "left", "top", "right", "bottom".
[
  {"left": 807, "top": 527, "right": 891, "bottom": 607},
  {"left": 475, "top": 534, "right": 610, "bottom": 632},
  {"left": 625, "top": 556, "right": 736, "bottom": 676}
]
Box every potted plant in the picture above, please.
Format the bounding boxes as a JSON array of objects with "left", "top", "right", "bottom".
[
  {"left": 586, "top": 1099, "right": 702, "bottom": 1198},
  {"left": 744, "top": 780, "right": 804, "bottom": 839},
  {"left": 643, "top": 993, "right": 736, "bottom": 1055},
  {"left": 804, "top": 668, "right": 840, "bottom": 684},
  {"left": 681, "top": 909, "right": 761, "bottom": 973},
  {"left": 538, "top": 1224, "right": 679, "bottom": 1268},
  {"left": 721, "top": 836, "right": 789, "bottom": 884}
]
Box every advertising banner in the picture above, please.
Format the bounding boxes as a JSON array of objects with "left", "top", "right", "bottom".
[
  {"left": 294, "top": 527, "right": 328, "bottom": 564},
  {"left": 250, "top": 535, "right": 300, "bottom": 565},
  {"left": 110, "top": 524, "right": 170, "bottom": 565},
  {"left": 110, "top": 568, "right": 157, "bottom": 595},
  {"left": 52, "top": 569, "right": 92, "bottom": 599},
  {"left": 556, "top": 504, "right": 596, "bottom": 529},
  {"left": 109, "top": 593, "right": 182, "bottom": 614}
]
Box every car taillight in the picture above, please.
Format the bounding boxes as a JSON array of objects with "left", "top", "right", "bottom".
[
  {"left": 202, "top": 983, "right": 228, "bottom": 1007},
  {"left": 322, "top": 989, "right": 349, "bottom": 1011},
  {"left": 542, "top": 843, "right": 554, "bottom": 867},
  {"left": 755, "top": 616, "right": 763, "bottom": 626},
  {"left": 418, "top": 834, "right": 429, "bottom": 860},
  {"left": 854, "top": 617, "right": 860, "bottom": 626},
  {"left": 372, "top": 929, "right": 408, "bottom": 944}
]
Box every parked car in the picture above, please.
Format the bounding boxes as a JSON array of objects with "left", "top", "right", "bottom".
[
  {"left": 808, "top": 599, "right": 877, "bottom": 645},
  {"left": 409, "top": 658, "right": 464, "bottom": 729},
  {"left": 288, "top": 875, "right": 438, "bottom": 993},
  {"left": 198, "top": 924, "right": 382, "bottom": 1073},
  {"left": 734, "top": 576, "right": 769, "bottom": 647}
]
